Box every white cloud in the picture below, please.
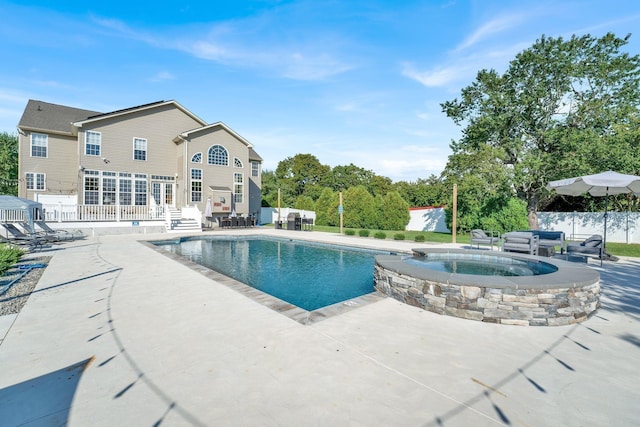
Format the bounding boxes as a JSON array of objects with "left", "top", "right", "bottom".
[
  {"left": 401, "top": 63, "right": 469, "bottom": 87},
  {"left": 455, "top": 13, "right": 527, "bottom": 51},
  {"left": 150, "top": 71, "right": 176, "bottom": 82}
]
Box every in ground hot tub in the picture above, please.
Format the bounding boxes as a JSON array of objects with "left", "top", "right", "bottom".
[{"left": 374, "top": 248, "right": 600, "bottom": 326}]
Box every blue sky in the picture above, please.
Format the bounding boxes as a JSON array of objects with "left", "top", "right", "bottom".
[{"left": 2, "top": 1, "right": 640, "bottom": 182}]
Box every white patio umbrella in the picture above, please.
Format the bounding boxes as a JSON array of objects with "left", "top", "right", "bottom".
[
  {"left": 204, "top": 197, "right": 212, "bottom": 218},
  {"left": 546, "top": 170, "right": 640, "bottom": 258}
]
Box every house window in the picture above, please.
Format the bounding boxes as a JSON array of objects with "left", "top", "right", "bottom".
[
  {"left": 30, "top": 133, "right": 48, "bottom": 158},
  {"left": 233, "top": 172, "right": 243, "bottom": 204},
  {"left": 85, "top": 131, "right": 101, "bottom": 156},
  {"left": 208, "top": 145, "right": 228, "bottom": 166},
  {"left": 25, "top": 172, "right": 46, "bottom": 190},
  {"left": 84, "top": 173, "right": 100, "bottom": 204},
  {"left": 191, "top": 168, "right": 202, "bottom": 202},
  {"left": 119, "top": 173, "right": 132, "bottom": 205},
  {"left": 102, "top": 174, "right": 116, "bottom": 205},
  {"left": 191, "top": 152, "right": 202, "bottom": 163},
  {"left": 234, "top": 157, "right": 243, "bottom": 168},
  {"left": 135, "top": 174, "right": 147, "bottom": 206},
  {"left": 133, "top": 138, "right": 147, "bottom": 161},
  {"left": 251, "top": 161, "right": 260, "bottom": 177}
]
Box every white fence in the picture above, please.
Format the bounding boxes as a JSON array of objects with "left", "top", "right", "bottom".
[
  {"left": 406, "top": 207, "right": 640, "bottom": 244},
  {"left": 538, "top": 211, "right": 640, "bottom": 244},
  {"left": 406, "top": 207, "right": 450, "bottom": 233}
]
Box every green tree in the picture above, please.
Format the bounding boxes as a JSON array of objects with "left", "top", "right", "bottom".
[
  {"left": 395, "top": 175, "right": 447, "bottom": 207},
  {"left": 442, "top": 33, "right": 640, "bottom": 228},
  {"left": 294, "top": 195, "right": 315, "bottom": 211},
  {"left": 0, "top": 132, "right": 19, "bottom": 195},
  {"left": 315, "top": 187, "right": 337, "bottom": 226},
  {"left": 275, "top": 154, "right": 330, "bottom": 200},
  {"left": 260, "top": 170, "right": 279, "bottom": 207},
  {"left": 340, "top": 186, "right": 377, "bottom": 228},
  {"left": 378, "top": 191, "right": 410, "bottom": 230}
]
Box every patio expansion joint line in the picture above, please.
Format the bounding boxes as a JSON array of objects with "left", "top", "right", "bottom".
[
  {"left": 94, "top": 237, "right": 209, "bottom": 427},
  {"left": 310, "top": 328, "right": 503, "bottom": 425}
]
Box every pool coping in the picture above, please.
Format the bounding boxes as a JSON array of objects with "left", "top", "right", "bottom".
[
  {"left": 377, "top": 247, "right": 600, "bottom": 289},
  {"left": 140, "top": 238, "right": 387, "bottom": 325}
]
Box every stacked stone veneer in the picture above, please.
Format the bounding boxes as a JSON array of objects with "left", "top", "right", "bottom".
[{"left": 374, "top": 254, "right": 600, "bottom": 326}]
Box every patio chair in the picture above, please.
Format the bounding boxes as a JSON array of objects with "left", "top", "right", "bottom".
[
  {"left": 32, "top": 220, "right": 78, "bottom": 241},
  {"left": 470, "top": 229, "right": 500, "bottom": 250},
  {"left": 566, "top": 234, "right": 616, "bottom": 266},
  {"left": 1, "top": 224, "right": 46, "bottom": 250}
]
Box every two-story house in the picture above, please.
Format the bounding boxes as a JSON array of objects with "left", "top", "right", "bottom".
[{"left": 17, "top": 99, "right": 262, "bottom": 229}]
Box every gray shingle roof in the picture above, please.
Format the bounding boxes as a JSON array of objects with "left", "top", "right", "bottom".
[
  {"left": 18, "top": 100, "right": 102, "bottom": 134},
  {"left": 248, "top": 147, "right": 263, "bottom": 162}
]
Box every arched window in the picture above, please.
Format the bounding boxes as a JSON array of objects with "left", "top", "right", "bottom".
[
  {"left": 234, "top": 157, "right": 243, "bottom": 168},
  {"left": 208, "top": 145, "right": 228, "bottom": 166},
  {"left": 191, "top": 152, "right": 202, "bottom": 163}
]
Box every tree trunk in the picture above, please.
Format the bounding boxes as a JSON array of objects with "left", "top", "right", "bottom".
[{"left": 527, "top": 194, "right": 539, "bottom": 229}]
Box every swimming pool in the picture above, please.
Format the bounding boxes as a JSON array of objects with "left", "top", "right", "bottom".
[{"left": 153, "top": 236, "right": 388, "bottom": 311}]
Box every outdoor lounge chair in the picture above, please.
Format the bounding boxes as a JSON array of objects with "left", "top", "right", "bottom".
[
  {"left": 470, "top": 229, "right": 500, "bottom": 250},
  {"left": 5, "top": 222, "right": 60, "bottom": 243},
  {"left": 32, "top": 220, "right": 78, "bottom": 241},
  {"left": 566, "top": 234, "right": 617, "bottom": 266},
  {"left": 1, "top": 225, "right": 45, "bottom": 250}
]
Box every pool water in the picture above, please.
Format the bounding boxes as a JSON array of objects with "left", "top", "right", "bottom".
[
  {"left": 155, "top": 237, "right": 385, "bottom": 311},
  {"left": 404, "top": 254, "right": 558, "bottom": 276}
]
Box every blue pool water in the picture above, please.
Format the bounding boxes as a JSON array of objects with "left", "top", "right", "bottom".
[
  {"left": 404, "top": 253, "right": 558, "bottom": 276},
  {"left": 154, "top": 237, "right": 386, "bottom": 311}
]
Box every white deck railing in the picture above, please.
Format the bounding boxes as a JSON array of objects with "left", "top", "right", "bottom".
[
  {"left": 0, "top": 209, "right": 27, "bottom": 223},
  {"left": 41, "top": 203, "right": 166, "bottom": 222}
]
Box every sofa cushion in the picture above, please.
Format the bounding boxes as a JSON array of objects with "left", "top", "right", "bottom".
[{"left": 582, "top": 235, "right": 602, "bottom": 247}]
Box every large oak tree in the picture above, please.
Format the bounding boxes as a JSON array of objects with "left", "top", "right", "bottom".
[{"left": 442, "top": 33, "right": 640, "bottom": 228}]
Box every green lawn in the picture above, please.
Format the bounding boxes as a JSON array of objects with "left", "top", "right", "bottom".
[{"left": 278, "top": 224, "right": 640, "bottom": 258}]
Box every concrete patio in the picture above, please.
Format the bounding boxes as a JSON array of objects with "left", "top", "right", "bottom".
[{"left": 0, "top": 228, "right": 638, "bottom": 426}]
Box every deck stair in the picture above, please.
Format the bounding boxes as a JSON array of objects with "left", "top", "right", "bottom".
[{"left": 165, "top": 207, "right": 201, "bottom": 233}]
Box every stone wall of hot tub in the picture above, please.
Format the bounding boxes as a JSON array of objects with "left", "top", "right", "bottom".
[{"left": 374, "top": 261, "right": 600, "bottom": 326}]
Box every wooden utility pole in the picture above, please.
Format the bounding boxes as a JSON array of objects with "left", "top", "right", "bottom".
[
  {"left": 277, "top": 188, "right": 281, "bottom": 227},
  {"left": 452, "top": 183, "right": 457, "bottom": 243},
  {"left": 339, "top": 191, "right": 344, "bottom": 234}
]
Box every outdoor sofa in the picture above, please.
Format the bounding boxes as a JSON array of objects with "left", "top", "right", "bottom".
[{"left": 501, "top": 231, "right": 539, "bottom": 255}]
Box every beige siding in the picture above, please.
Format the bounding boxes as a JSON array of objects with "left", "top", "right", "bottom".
[
  {"left": 78, "top": 104, "right": 201, "bottom": 176},
  {"left": 19, "top": 131, "right": 79, "bottom": 199},
  {"left": 187, "top": 127, "right": 251, "bottom": 215}
]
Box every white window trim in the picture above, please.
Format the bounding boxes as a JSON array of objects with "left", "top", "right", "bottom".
[
  {"left": 85, "top": 130, "right": 102, "bottom": 157},
  {"left": 190, "top": 168, "right": 203, "bottom": 203},
  {"left": 30, "top": 133, "right": 48, "bottom": 158},
  {"left": 25, "top": 172, "right": 46, "bottom": 190},
  {"left": 233, "top": 172, "right": 244, "bottom": 204},
  {"left": 207, "top": 144, "right": 229, "bottom": 166},
  {"left": 191, "top": 152, "right": 203, "bottom": 163},
  {"left": 234, "top": 157, "right": 243, "bottom": 168},
  {"left": 133, "top": 137, "right": 147, "bottom": 161}
]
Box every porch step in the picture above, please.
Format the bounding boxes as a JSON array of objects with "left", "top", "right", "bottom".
[{"left": 166, "top": 219, "right": 201, "bottom": 232}]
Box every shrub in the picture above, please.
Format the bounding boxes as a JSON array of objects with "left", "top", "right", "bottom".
[
  {"left": 0, "top": 244, "right": 24, "bottom": 275},
  {"left": 358, "top": 229, "right": 370, "bottom": 237},
  {"left": 393, "top": 233, "right": 405, "bottom": 240},
  {"left": 344, "top": 229, "right": 356, "bottom": 236},
  {"left": 414, "top": 234, "right": 425, "bottom": 242},
  {"left": 374, "top": 231, "right": 386, "bottom": 239}
]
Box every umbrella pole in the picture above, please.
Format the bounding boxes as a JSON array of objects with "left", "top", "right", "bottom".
[{"left": 602, "top": 189, "right": 608, "bottom": 267}]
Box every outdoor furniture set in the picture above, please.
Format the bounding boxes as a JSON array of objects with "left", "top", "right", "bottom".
[
  {"left": 217, "top": 216, "right": 256, "bottom": 229},
  {"left": 470, "top": 228, "right": 605, "bottom": 263}
]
